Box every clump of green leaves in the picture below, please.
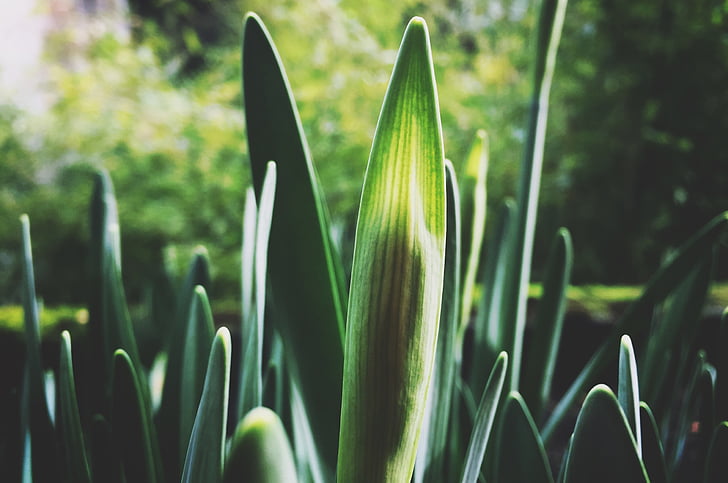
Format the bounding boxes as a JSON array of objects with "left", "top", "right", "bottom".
[{"left": 7, "top": 1, "right": 728, "bottom": 482}]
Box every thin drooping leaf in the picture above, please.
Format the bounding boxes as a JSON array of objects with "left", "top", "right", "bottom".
[
  {"left": 157, "top": 248, "right": 210, "bottom": 481},
  {"left": 500, "top": 0, "right": 568, "bottom": 392},
  {"left": 416, "top": 160, "right": 461, "bottom": 483},
  {"left": 563, "top": 385, "right": 649, "bottom": 483},
  {"left": 57, "top": 331, "right": 91, "bottom": 483},
  {"left": 470, "top": 199, "right": 515, "bottom": 397},
  {"left": 336, "top": 17, "right": 446, "bottom": 483},
  {"left": 238, "top": 161, "right": 277, "bottom": 421},
  {"left": 111, "top": 349, "right": 162, "bottom": 483},
  {"left": 495, "top": 392, "right": 554, "bottom": 483},
  {"left": 181, "top": 328, "right": 231, "bottom": 483},
  {"left": 521, "top": 227, "right": 572, "bottom": 422},
  {"left": 704, "top": 422, "right": 728, "bottom": 483},
  {"left": 19, "top": 214, "right": 58, "bottom": 482},
  {"left": 542, "top": 212, "right": 728, "bottom": 442},
  {"left": 178, "top": 286, "right": 215, "bottom": 463},
  {"left": 459, "top": 130, "right": 488, "bottom": 333},
  {"left": 618, "top": 334, "right": 642, "bottom": 456},
  {"left": 243, "top": 13, "right": 346, "bottom": 470},
  {"left": 460, "top": 352, "right": 508, "bottom": 483},
  {"left": 224, "top": 407, "right": 298, "bottom": 483},
  {"left": 639, "top": 403, "right": 667, "bottom": 483}
]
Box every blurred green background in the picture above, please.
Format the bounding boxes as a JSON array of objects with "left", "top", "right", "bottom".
[{"left": 0, "top": 0, "right": 726, "bottom": 309}]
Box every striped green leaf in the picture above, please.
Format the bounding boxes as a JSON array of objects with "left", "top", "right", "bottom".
[
  {"left": 242, "top": 13, "right": 346, "bottom": 470},
  {"left": 495, "top": 392, "right": 553, "bottom": 483},
  {"left": 181, "top": 328, "right": 232, "bottom": 483},
  {"left": 57, "top": 331, "right": 91, "bottom": 483},
  {"left": 460, "top": 352, "right": 508, "bottom": 483},
  {"left": 563, "top": 385, "right": 648, "bottom": 483},
  {"left": 224, "top": 407, "right": 298, "bottom": 483},
  {"left": 416, "top": 160, "right": 461, "bottom": 483},
  {"left": 543, "top": 212, "right": 728, "bottom": 442},
  {"left": 521, "top": 227, "right": 572, "bottom": 422},
  {"left": 178, "top": 285, "right": 215, "bottom": 463},
  {"left": 336, "top": 17, "right": 446, "bottom": 482},
  {"left": 111, "top": 349, "right": 162, "bottom": 483}
]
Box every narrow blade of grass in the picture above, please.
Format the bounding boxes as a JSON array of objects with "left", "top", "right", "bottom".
[
  {"left": 459, "top": 130, "right": 488, "bottom": 333},
  {"left": 178, "top": 286, "right": 215, "bottom": 464},
  {"left": 521, "top": 227, "right": 572, "bottom": 422},
  {"left": 704, "top": 422, "right": 728, "bottom": 482},
  {"left": 500, "top": 0, "right": 568, "bottom": 392},
  {"left": 460, "top": 352, "right": 508, "bottom": 483},
  {"left": 57, "top": 331, "right": 91, "bottom": 483},
  {"left": 111, "top": 349, "right": 162, "bottom": 483},
  {"left": 618, "top": 334, "right": 642, "bottom": 456},
  {"left": 19, "top": 214, "right": 58, "bottom": 482},
  {"left": 336, "top": 17, "right": 446, "bottom": 482},
  {"left": 238, "top": 161, "right": 276, "bottom": 421},
  {"left": 181, "top": 328, "right": 231, "bottom": 483},
  {"left": 242, "top": 13, "right": 346, "bottom": 469}
]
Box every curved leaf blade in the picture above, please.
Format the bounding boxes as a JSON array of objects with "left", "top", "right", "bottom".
[
  {"left": 181, "top": 327, "right": 232, "bottom": 483},
  {"left": 495, "top": 392, "right": 553, "bottom": 483},
  {"left": 242, "top": 13, "right": 346, "bottom": 469},
  {"left": 460, "top": 352, "right": 508, "bottom": 483},
  {"left": 224, "top": 407, "right": 298, "bottom": 483},
  {"left": 563, "top": 385, "right": 648, "bottom": 483},
  {"left": 618, "top": 334, "right": 642, "bottom": 456},
  {"left": 57, "top": 331, "right": 91, "bottom": 483},
  {"left": 639, "top": 402, "right": 668, "bottom": 483}
]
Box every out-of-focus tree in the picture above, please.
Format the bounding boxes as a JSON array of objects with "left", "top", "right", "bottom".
[{"left": 544, "top": 0, "right": 728, "bottom": 283}]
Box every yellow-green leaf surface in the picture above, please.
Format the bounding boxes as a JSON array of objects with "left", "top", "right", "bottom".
[
  {"left": 337, "top": 17, "right": 446, "bottom": 483},
  {"left": 224, "top": 407, "right": 298, "bottom": 483}
]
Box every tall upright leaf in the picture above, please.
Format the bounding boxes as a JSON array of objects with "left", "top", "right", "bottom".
[
  {"left": 238, "top": 161, "right": 277, "bottom": 421},
  {"left": 618, "top": 334, "right": 642, "bottom": 456},
  {"left": 181, "top": 328, "right": 232, "bottom": 483},
  {"left": 19, "top": 214, "right": 58, "bottom": 482},
  {"left": 178, "top": 286, "right": 215, "bottom": 463},
  {"left": 242, "top": 13, "right": 346, "bottom": 469},
  {"left": 157, "top": 248, "right": 210, "bottom": 482},
  {"left": 57, "top": 331, "right": 91, "bottom": 483},
  {"left": 111, "top": 349, "right": 162, "bottom": 483},
  {"left": 460, "top": 352, "right": 508, "bottom": 483},
  {"left": 416, "top": 160, "right": 461, "bottom": 483},
  {"left": 459, "top": 130, "right": 488, "bottom": 332},
  {"left": 521, "top": 227, "right": 572, "bottom": 422},
  {"left": 336, "top": 17, "right": 446, "bottom": 482},
  {"left": 639, "top": 402, "right": 668, "bottom": 483},
  {"left": 500, "top": 0, "right": 568, "bottom": 391}
]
